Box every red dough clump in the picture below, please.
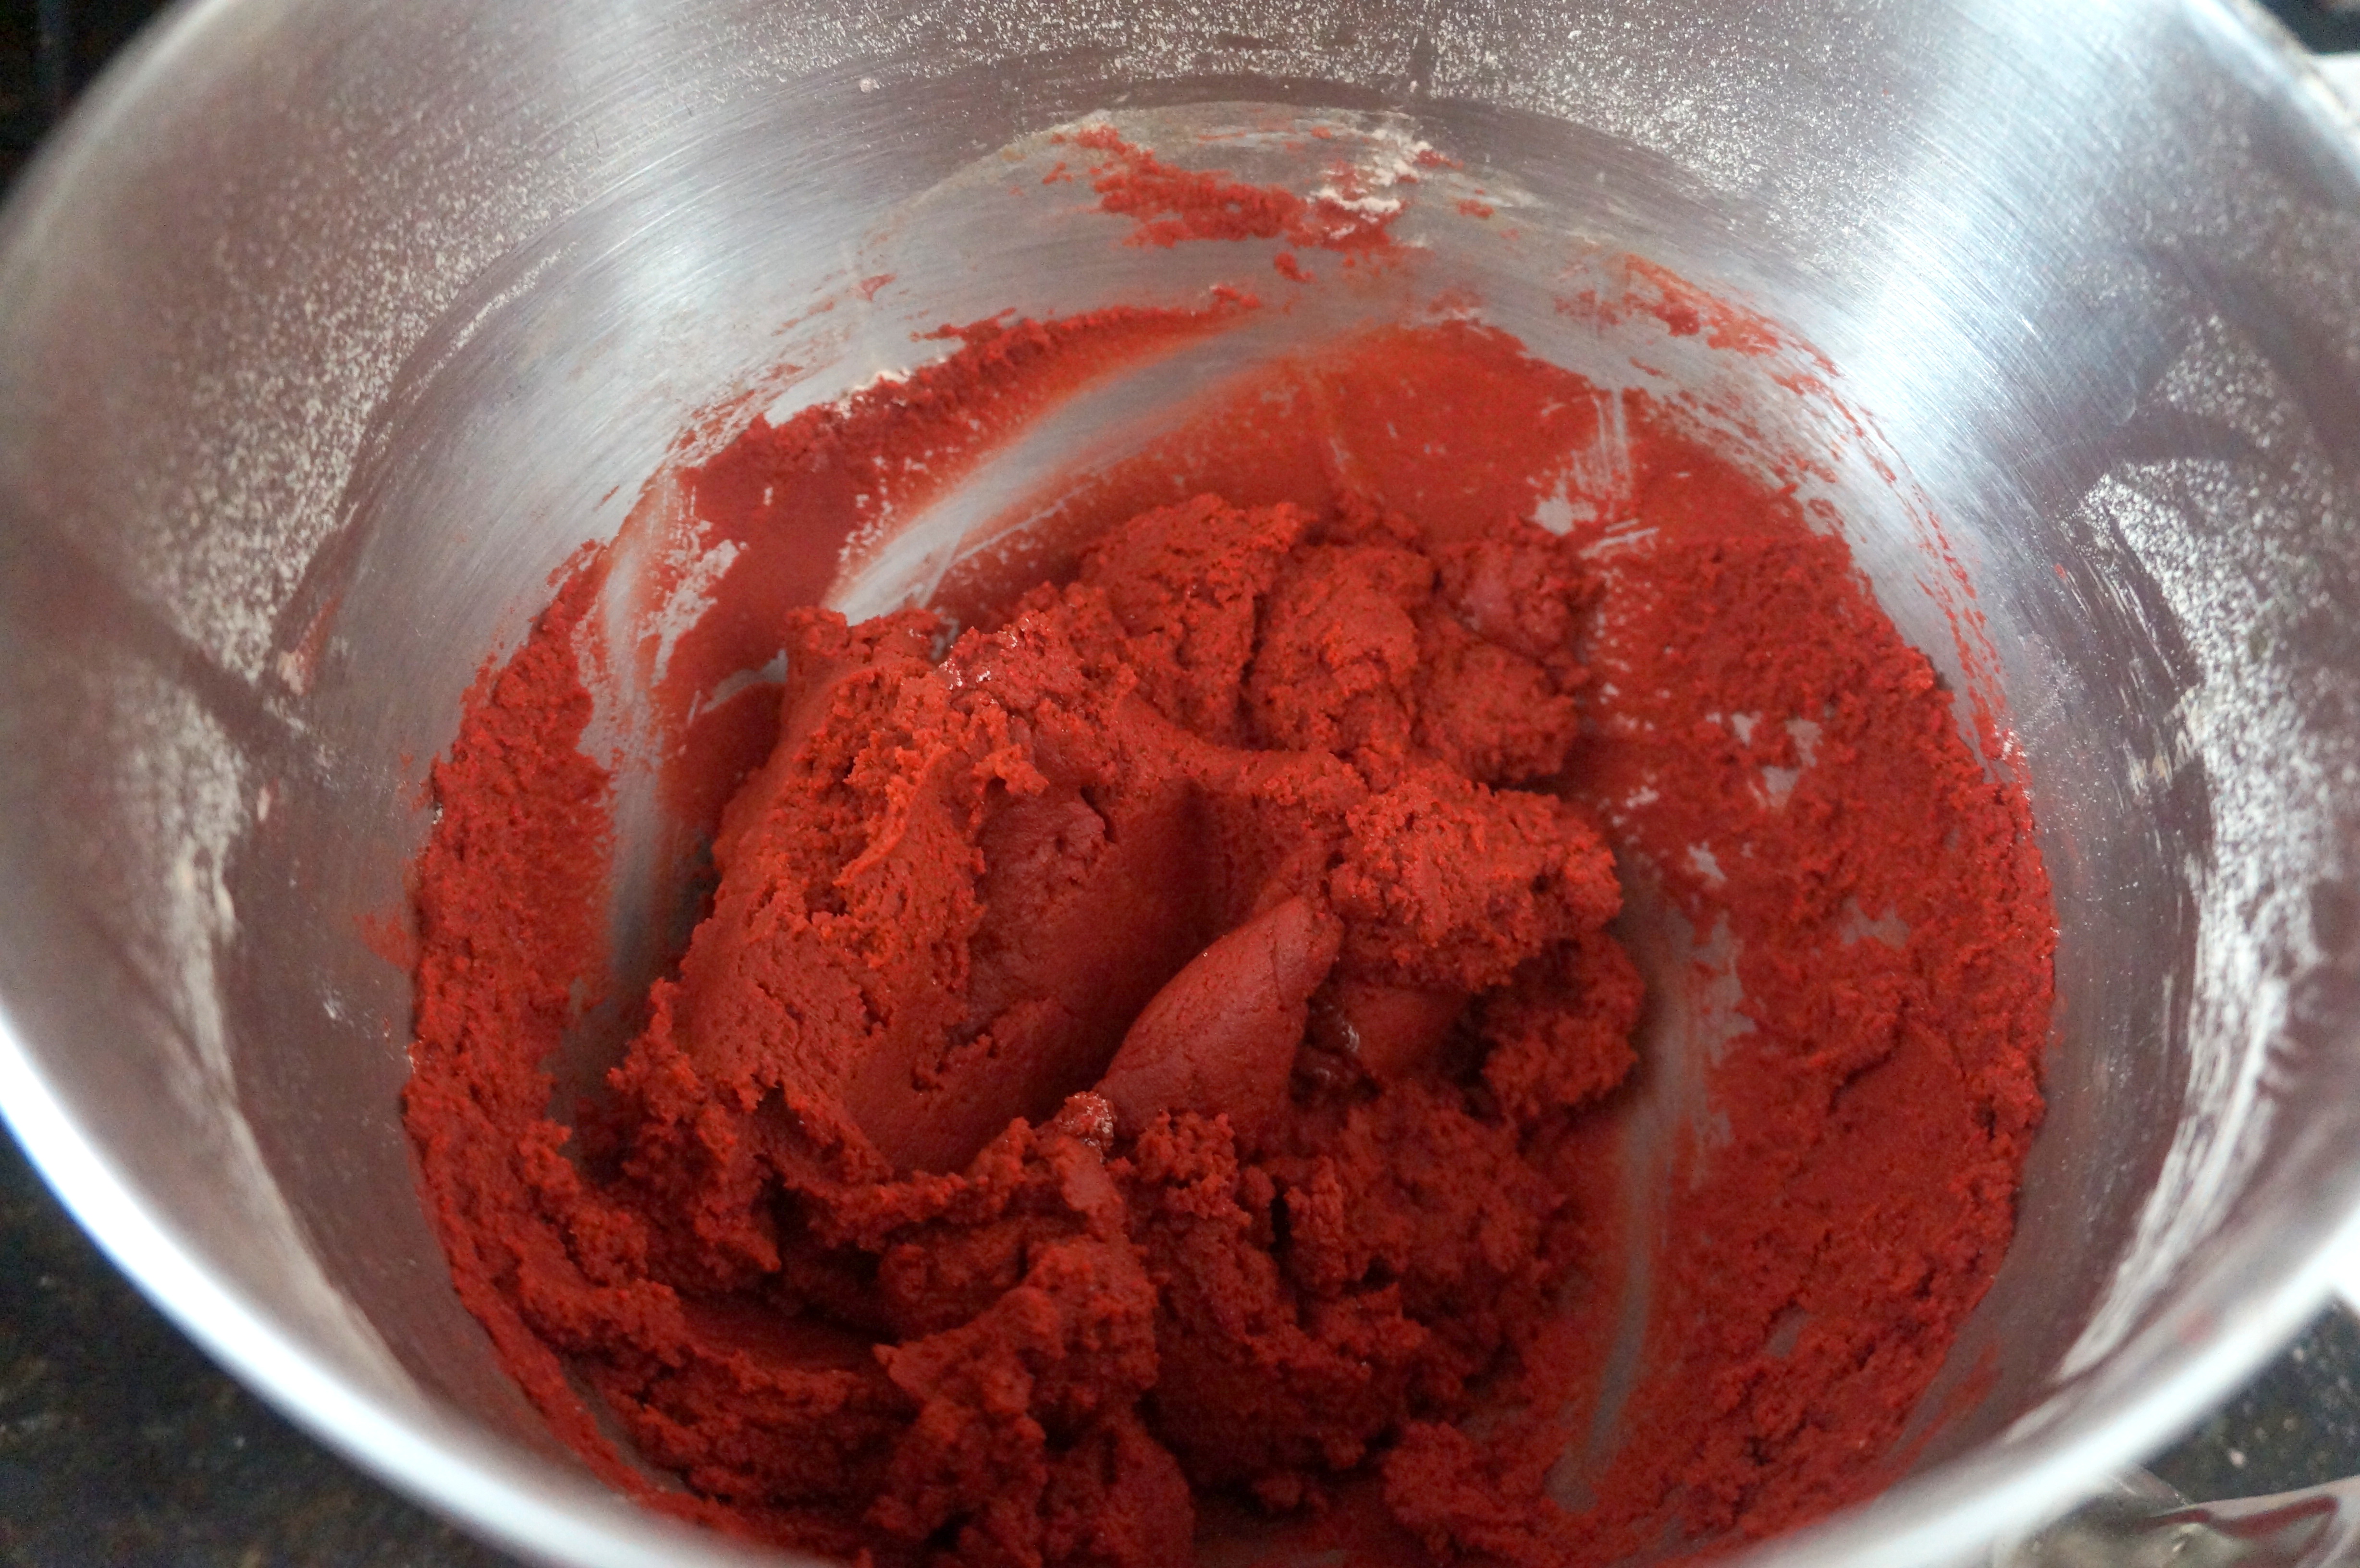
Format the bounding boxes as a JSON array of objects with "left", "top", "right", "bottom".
[{"left": 404, "top": 312, "right": 2052, "bottom": 1568}]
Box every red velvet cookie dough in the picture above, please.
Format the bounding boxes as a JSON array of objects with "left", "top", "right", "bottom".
[{"left": 404, "top": 309, "right": 2052, "bottom": 1568}]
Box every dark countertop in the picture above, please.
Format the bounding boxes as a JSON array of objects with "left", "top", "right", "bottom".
[
  {"left": 2151, "top": 1308, "right": 2360, "bottom": 1505},
  {"left": 0, "top": 1134, "right": 517, "bottom": 1568},
  {"left": 8, "top": 0, "right": 2360, "bottom": 1562}
]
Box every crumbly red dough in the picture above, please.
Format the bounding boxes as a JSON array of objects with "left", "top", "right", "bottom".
[
  {"left": 1056, "top": 125, "right": 1398, "bottom": 253},
  {"left": 405, "top": 308, "right": 2052, "bottom": 1568}
]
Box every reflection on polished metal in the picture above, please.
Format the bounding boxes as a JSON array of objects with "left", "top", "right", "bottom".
[
  {"left": 2323, "top": 53, "right": 2360, "bottom": 104},
  {"left": 5, "top": 2, "right": 2360, "bottom": 1567},
  {"left": 2004, "top": 1477, "right": 2360, "bottom": 1568}
]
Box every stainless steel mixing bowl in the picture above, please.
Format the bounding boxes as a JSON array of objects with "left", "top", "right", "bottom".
[{"left": 8, "top": 1, "right": 2360, "bottom": 1564}]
